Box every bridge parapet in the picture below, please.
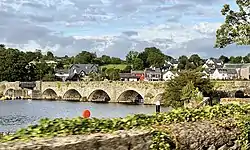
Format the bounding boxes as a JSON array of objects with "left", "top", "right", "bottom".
[
  {"left": 3, "top": 80, "right": 250, "bottom": 104},
  {"left": 40, "top": 81, "right": 167, "bottom": 104}
]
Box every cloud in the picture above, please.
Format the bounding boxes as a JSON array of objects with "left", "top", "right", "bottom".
[{"left": 0, "top": 0, "right": 248, "bottom": 59}]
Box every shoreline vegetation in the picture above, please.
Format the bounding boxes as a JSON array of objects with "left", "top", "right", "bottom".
[{"left": 1, "top": 104, "right": 250, "bottom": 149}]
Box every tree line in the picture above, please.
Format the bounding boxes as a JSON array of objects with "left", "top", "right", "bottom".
[{"left": 1, "top": 43, "right": 250, "bottom": 82}]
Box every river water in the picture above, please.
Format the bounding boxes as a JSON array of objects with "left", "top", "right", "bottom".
[{"left": 0, "top": 100, "right": 171, "bottom": 133}]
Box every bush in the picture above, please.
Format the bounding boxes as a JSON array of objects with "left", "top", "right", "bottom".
[
  {"left": 163, "top": 70, "right": 213, "bottom": 108},
  {"left": 2, "top": 104, "right": 250, "bottom": 149}
]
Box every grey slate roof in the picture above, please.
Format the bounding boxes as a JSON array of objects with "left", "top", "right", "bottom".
[
  {"left": 204, "top": 63, "right": 223, "bottom": 69},
  {"left": 69, "top": 64, "right": 98, "bottom": 75},
  {"left": 204, "top": 68, "right": 237, "bottom": 75},
  {"left": 223, "top": 63, "right": 244, "bottom": 69},
  {"left": 145, "top": 68, "right": 161, "bottom": 73},
  {"left": 170, "top": 59, "right": 178, "bottom": 64},
  {"left": 212, "top": 58, "right": 223, "bottom": 64},
  {"left": 226, "top": 69, "right": 237, "bottom": 74}
]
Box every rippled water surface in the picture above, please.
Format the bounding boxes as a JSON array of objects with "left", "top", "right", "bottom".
[{"left": 0, "top": 100, "right": 170, "bottom": 132}]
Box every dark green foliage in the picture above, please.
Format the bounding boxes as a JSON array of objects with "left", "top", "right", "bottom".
[
  {"left": 219, "top": 55, "right": 230, "bottom": 63},
  {"left": 132, "top": 58, "right": 144, "bottom": 70},
  {"left": 215, "top": 0, "right": 250, "bottom": 48},
  {"left": 126, "top": 51, "right": 139, "bottom": 64},
  {"left": 104, "top": 68, "right": 120, "bottom": 81},
  {"left": 145, "top": 47, "right": 165, "bottom": 68},
  {"left": 42, "top": 51, "right": 55, "bottom": 60},
  {"left": 0, "top": 48, "right": 30, "bottom": 81},
  {"left": 163, "top": 70, "right": 213, "bottom": 108},
  {"left": 178, "top": 54, "right": 204, "bottom": 70},
  {"left": 100, "top": 55, "right": 111, "bottom": 65},
  {"left": 74, "top": 51, "right": 97, "bottom": 64},
  {"left": 230, "top": 56, "right": 243, "bottom": 63},
  {"left": 121, "top": 65, "right": 132, "bottom": 73},
  {"left": 35, "top": 61, "right": 55, "bottom": 81},
  {"left": 2, "top": 104, "right": 250, "bottom": 149}
]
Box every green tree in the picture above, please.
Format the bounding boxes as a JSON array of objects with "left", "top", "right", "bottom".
[
  {"left": 243, "top": 56, "right": 250, "bottom": 63},
  {"left": 247, "top": 53, "right": 250, "bottom": 57},
  {"left": 163, "top": 70, "right": 213, "bottom": 108},
  {"left": 121, "top": 65, "right": 132, "bottom": 73},
  {"left": 189, "top": 54, "right": 203, "bottom": 68},
  {"left": 34, "top": 49, "right": 43, "bottom": 61},
  {"left": 46, "top": 51, "right": 54, "bottom": 60},
  {"left": 132, "top": 58, "right": 144, "bottom": 70},
  {"left": 101, "top": 55, "right": 111, "bottom": 64},
  {"left": 138, "top": 51, "right": 149, "bottom": 68},
  {"left": 177, "top": 55, "right": 189, "bottom": 70},
  {"left": 105, "top": 68, "right": 120, "bottom": 81},
  {"left": 0, "top": 48, "right": 31, "bottom": 81},
  {"left": 35, "top": 61, "right": 55, "bottom": 81},
  {"left": 42, "top": 72, "right": 55, "bottom": 81},
  {"left": 74, "top": 51, "right": 96, "bottom": 64},
  {"left": 93, "top": 57, "right": 103, "bottom": 66},
  {"left": 219, "top": 55, "right": 230, "bottom": 63},
  {"left": 25, "top": 64, "right": 37, "bottom": 81},
  {"left": 126, "top": 51, "right": 139, "bottom": 64},
  {"left": 110, "top": 57, "right": 123, "bottom": 64},
  {"left": 25, "top": 52, "right": 38, "bottom": 63},
  {"left": 0, "top": 44, "right": 5, "bottom": 49},
  {"left": 229, "top": 56, "right": 242, "bottom": 63},
  {"left": 88, "top": 72, "right": 103, "bottom": 81},
  {"left": 215, "top": 0, "right": 250, "bottom": 48},
  {"left": 181, "top": 81, "right": 204, "bottom": 108},
  {"left": 145, "top": 47, "right": 165, "bottom": 67},
  {"left": 55, "top": 61, "right": 64, "bottom": 69},
  {"left": 181, "top": 81, "right": 196, "bottom": 102}
]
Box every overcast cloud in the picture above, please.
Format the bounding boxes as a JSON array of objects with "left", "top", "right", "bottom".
[{"left": 0, "top": 0, "right": 248, "bottom": 58}]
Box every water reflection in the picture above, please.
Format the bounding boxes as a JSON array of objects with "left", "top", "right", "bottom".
[{"left": 0, "top": 100, "right": 171, "bottom": 132}]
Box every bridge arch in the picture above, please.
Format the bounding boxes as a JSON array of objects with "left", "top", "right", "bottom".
[
  {"left": 63, "top": 89, "right": 82, "bottom": 101},
  {"left": 153, "top": 93, "right": 164, "bottom": 104},
  {"left": 235, "top": 90, "right": 244, "bottom": 98},
  {"left": 88, "top": 89, "right": 110, "bottom": 102},
  {"left": 4, "top": 88, "right": 15, "bottom": 97},
  {"left": 42, "top": 89, "right": 57, "bottom": 100},
  {"left": 117, "top": 90, "right": 144, "bottom": 104}
]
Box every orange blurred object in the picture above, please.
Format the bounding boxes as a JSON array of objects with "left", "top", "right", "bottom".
[{"left": 82, "top": 110, "right": 91, "bottom": 118}]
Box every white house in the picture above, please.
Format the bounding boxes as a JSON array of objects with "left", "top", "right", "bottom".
[
  {"left": 210, "top": 69, "right": 227, "bottom": 79},
  {"left": 162, "top": 71, "right": 177, "bottom": 81},
  {"left": 209, "top": 68, "right": 237, "bottom": 80}
]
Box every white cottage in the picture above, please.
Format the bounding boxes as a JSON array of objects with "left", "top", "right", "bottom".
[
  {"left": 162, "top": 71, "right": 177, "bottom": 81},
  {"left": 210, "top": 68, "right": 237, "bottom": 80}
]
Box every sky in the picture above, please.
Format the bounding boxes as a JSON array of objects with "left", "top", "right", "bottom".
[{"left": 0, "top": 0, "right": 249, "bottom": 59}]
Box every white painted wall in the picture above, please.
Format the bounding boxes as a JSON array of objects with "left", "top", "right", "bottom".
[
  {"left": 163, "top": 71, "right": 175, "bottom": 81},
  {"left": 211, "top": 69, "right": 227, "bottom": 79}
]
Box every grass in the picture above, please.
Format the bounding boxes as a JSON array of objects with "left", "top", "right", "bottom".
[{"left": 101, "top": 64, "right": 128, "bottom": 70}]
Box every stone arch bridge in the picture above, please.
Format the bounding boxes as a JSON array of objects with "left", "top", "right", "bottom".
[
  {"left": 3, "top": 80, "right": 250, "bottom": 105},
  {"left": 1, "top": 81, "right": 166, "bottom": 105}
]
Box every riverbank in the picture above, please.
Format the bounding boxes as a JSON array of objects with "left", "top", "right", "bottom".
[
  {"left": 1, "top": 104, "right": 250, "bottom": 149},
  {"left": 0, "top": 100, "right": 171, "bottom": 133},
  {"left": 0, "top": 121, "right": 241, "bottom": 150}
]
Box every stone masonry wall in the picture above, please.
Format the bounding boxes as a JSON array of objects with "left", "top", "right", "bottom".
[
  {"left": 3, "top": 80, "right": 250, "bottom": 104},
  {"left": 0, "top": 120, "right": 242, "bottom": 150},
  {"left": 220, "top": 98, "right": 250, "bottom": 105}
]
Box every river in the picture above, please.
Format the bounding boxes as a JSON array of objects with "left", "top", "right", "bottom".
[{"left": 0, "top": 100, "right": 171, "bottom": 133}]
